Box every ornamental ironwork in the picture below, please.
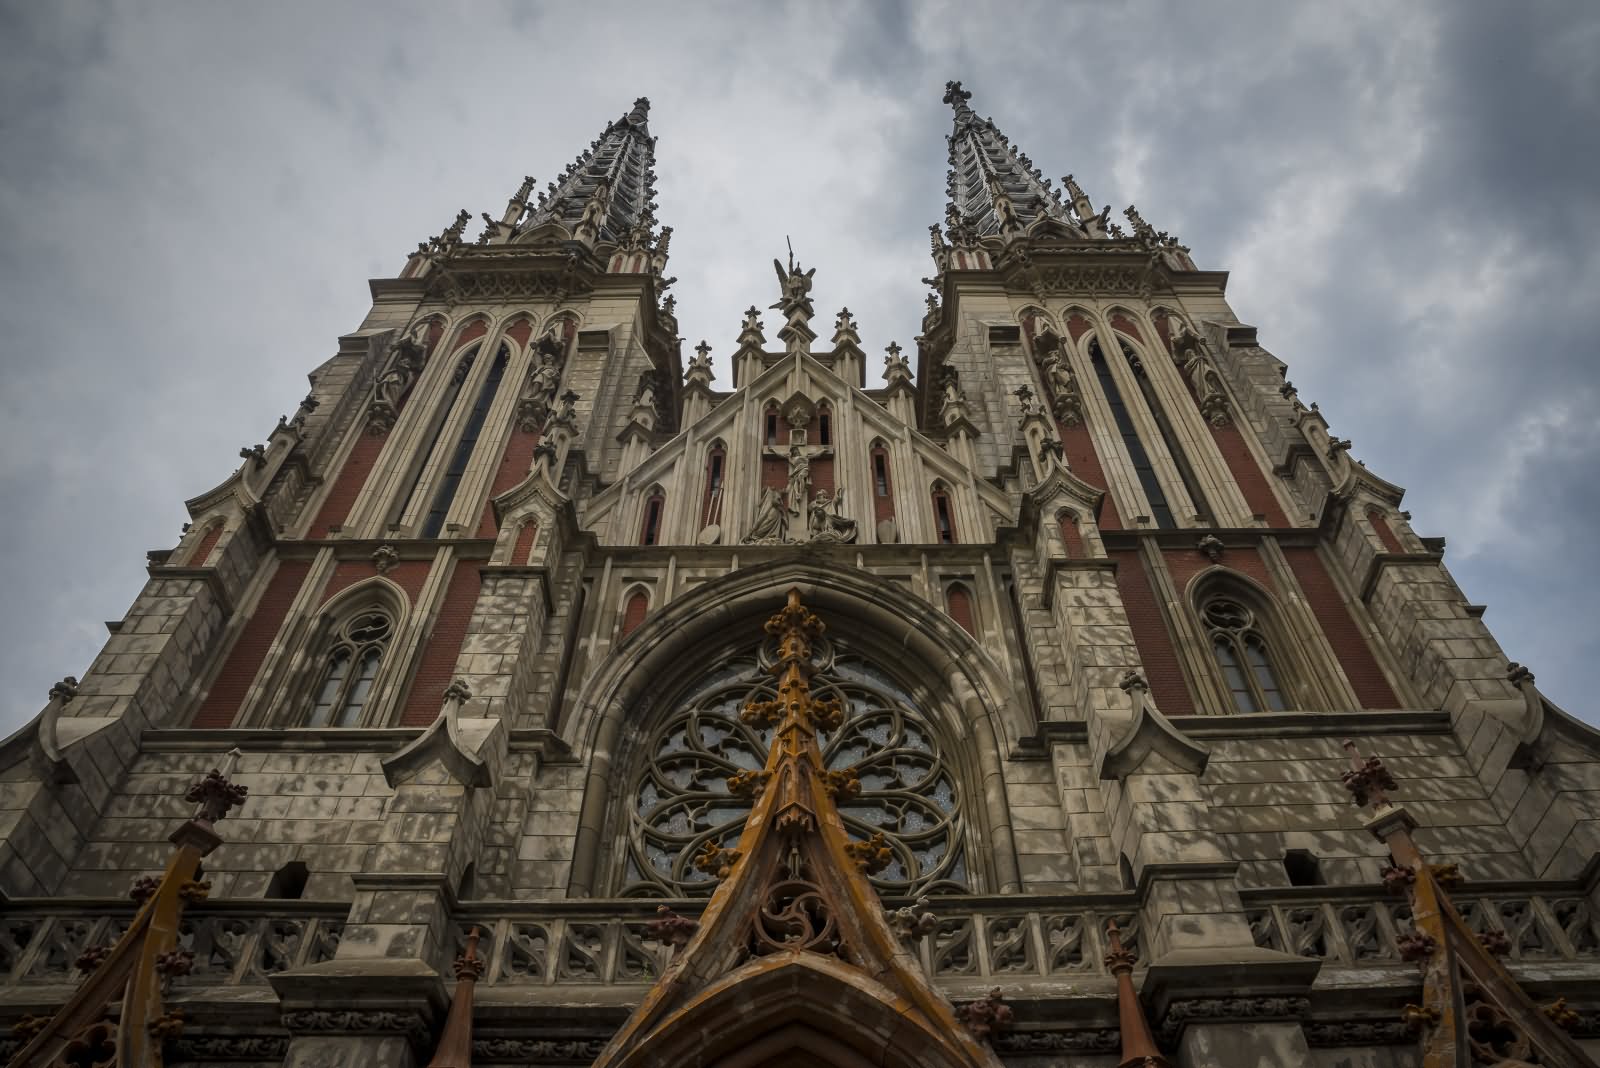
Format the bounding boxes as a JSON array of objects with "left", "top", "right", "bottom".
[{"left": 620, "top": 652, "right": 969, "bottom": 897}]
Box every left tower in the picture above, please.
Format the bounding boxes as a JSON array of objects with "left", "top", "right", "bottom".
[{"left": 0, "top": 96, "right": 676, "bottom": 1062}]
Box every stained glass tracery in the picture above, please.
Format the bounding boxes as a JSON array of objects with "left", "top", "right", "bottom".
[{"left": 620, "top": 650, "right": 969, "bottom": 897}]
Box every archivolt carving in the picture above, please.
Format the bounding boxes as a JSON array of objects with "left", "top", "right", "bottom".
[{"left": 620, "top": 652, "right": 969, "bottom": 897}]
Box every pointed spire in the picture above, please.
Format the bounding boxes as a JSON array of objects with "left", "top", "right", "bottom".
[
  {"left": 941, "top": 80, "right": 1081, "bottom": 241},
  {"left": 516, "top": 96, "right": 661, "bottom": 247}
]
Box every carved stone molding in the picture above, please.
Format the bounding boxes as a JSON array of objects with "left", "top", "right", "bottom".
[
  {"left": 473, "top": 1036, "right": 608, "bottom": 1064},
  {"left": 1156, "top": 995, "right": 1310, "bottom": 1045},
  {"left": 1302, "top": 1019, "right": 1414, "bottom": 1047},
  {"left": 992, "top": 1027, "right": 1120, "bottom": 1054},
  {"left": 279, "top": 1009, "right": 430, "bottom": 1047},
  {"left": 167, "top": 1034, "right": 291, "bottom": 1061}
]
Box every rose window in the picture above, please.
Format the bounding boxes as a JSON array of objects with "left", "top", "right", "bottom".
[{"left": 620, "top": 651, "right": 969, "bottom": 897}]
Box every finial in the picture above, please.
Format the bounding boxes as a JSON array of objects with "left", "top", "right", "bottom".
[
  {"left": 885, "top": 341, "right": 902, "bottom": 360},
  {"left": 942, "top": 80, "right": 972, "bottom": 108},
  {"left": 694, "top": 340, "right": 712, "bottom": 358}
]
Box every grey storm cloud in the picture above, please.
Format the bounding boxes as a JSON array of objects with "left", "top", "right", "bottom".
[{"left": 0, "top": 1, "right": 1595, "bottom": 730}]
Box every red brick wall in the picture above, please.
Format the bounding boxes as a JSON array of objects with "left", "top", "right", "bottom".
[
  {"left": 512, "top": 519, "right": 539, "bottom": 564},
  {"left": 1058, "top": 513, "right": 1083, "bottom": 557},
  {"left": 1163, "top": 546, "right": 1276, "bottom": 601},
  {"left": 475, "top": 426, "right": 541, "bottom": 537},
  {"left": 946, "top": 585, "right": 976, "bottom": 636},
  {"left": 1110, "top": 550, "right": 1194, "bottom": 714},
  {"left": 1282, "top": 547, "right": 1399, "bottom": 708},
  {"left": 1214, "top": 425, "right": 1290, "bottom": 526},
  {"left": 187, "top": 522, "right": 224, "bottom": 567},
  {"left": 762, "top": 456, "right": 788, "bottom": 492},
  {"left": 192, "top": 560, "right": 312, "bottom": 727},
  {"left": 1110, "top": 314, "right": 1144, "bottom": 343},
  {"left": 321, "top": 559, "right": 429, "bottom": 604},
  {"left": 309, "top": 433, "right": 385, "bottom": 538},
  {"left": 1066, "top": 315, "right": 1092, "bottom": 343},
  {"left": 399, "top": 559, "right": 484, "bottom": 726},
  {"left": 1057, "top": 420, "right": 1122, "bottom": 530},
  {"left": 1368, "top": 509, "right": 1404, "bottom": 553},
  {"left": 504, "top": 316, "right": 533, "bottom": 349},
  {"left": 620, "top": 590, "right": 648, "bottom": 639}
]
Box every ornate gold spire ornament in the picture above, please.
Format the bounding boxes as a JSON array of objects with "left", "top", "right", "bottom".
[
  {"left": 1341, "top": 740, "right": 1597, "bottom": 1067},
  {"left": 588, "top": 589, "right": 1004, "bottom": 1068},
  {"left": 8, "top": 752, "right": 249, "bottom": 1068}
]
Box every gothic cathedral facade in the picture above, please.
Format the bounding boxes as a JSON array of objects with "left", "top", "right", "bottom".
[{"left": 3, "top": 86, "right": 1598, "bottom": 1068}]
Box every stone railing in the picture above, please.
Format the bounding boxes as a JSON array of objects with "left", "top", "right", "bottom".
[
  {"left": 453, "top": 896, "right": 1141, "bottom": 986},
  {"left": 0, "top": 900, "right": 346, "bottom": 987},
  {"left": 1242, "top": 885, "right": 1600, "bottom": 966}
]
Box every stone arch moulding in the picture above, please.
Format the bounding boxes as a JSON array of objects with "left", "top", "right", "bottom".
[{"left": 562, "top": 558, "right": 1027, "bottom": 896}]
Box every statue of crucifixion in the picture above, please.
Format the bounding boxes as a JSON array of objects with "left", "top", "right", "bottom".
[{"left": 751, "top": 404, "right": 833, "bottom": 543}]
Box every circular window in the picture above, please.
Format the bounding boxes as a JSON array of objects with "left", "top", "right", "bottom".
[{"left": 619, "top": 651, "right": 970, "bottom": 897}]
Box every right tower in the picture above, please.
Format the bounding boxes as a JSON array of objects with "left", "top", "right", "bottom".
[{"left": 919, "top": 80, "right": 1600, "bottom": 1063}]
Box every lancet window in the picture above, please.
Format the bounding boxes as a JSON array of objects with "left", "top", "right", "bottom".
[
  {"left": 1090, "top": 339, "right": 1175, "bottom": 528},
  {"left": 931, "top": 483, "right": 956, "bottom": 544},
  {"left": 619, "top": 646, "right": 970, "bottom": 897},
  {"left": 421, "top": 344, "right": 510, "bottom": 538},
  {"left": 1200, "top": 596, "right": 1287, "bottom": 713},
  {"left": 304, "top": 608, "right": 394, "bottom": 727}
]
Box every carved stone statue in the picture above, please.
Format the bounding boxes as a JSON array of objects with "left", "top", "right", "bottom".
[
  {"left": 771, "top": 250, "right": 817, "bottom": 320},
  {"left": 529, "top": 351, "right": 562, "bottom": 401},
  {"left": 743, "top": 487, "right": 788, "bottom": 544},
  {"left": 785, "top": 446, "right": 811, "bottom": 518},
  {"left": 807, "top": 490, "right": 858, "bottom": 544},
  {"left": 1041, "top": 354, "right": 1084, "bottom": 425}
]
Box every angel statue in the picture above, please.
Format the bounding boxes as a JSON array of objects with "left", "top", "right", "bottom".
[{"left": 770, "top": 243, "right": 816, "bottom": 320}]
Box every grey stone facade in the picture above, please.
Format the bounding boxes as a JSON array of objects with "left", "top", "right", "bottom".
[{"left": 2, "top": 86, "right": 1598, "bottom": 1067}]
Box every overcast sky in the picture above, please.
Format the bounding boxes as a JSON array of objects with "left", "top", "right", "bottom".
[{"left": 1, "top": 1, "right": 1596, "bottom": 732}]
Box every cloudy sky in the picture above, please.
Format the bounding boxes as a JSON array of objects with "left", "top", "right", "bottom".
[{"left": 1, "top": 1, "right": 1596, "bottom": 731}]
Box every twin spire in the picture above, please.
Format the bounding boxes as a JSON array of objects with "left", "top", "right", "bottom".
[{"left": 941, "top": 80, "right": 1089, "bottom": 242}]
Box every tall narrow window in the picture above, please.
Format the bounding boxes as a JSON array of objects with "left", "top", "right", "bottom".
[
  {"left": 1116, "top": 338, "right": 1213, "bottom": 524},
  {"left": 932, "top": 484, "right": 956, "bottom": 544},
  {"left": 620, "top": 589, "right": 649, "bottom": 638},
  {"left": 1058, "top": 511, "right": 1083, "bottom": 557},
  {"left": 817, "top": 405, "right": 832, "bottom": 446},
  {"left": 640, "top": 490, "right": 665, "bottom": 546},
  {"left": 394, "top": 343, "right": 477, "bottom": 526},
  {"left": 873, "top": 449, "right": 890, "bottom": 497},
  {"left": 1201, "top": 597, "right": 1286, "bottom": 713},
  {"left": 421, "top": 345, "right": 509, "bottom": 538},
  {"left": 701, "top": 443, "right": 726, "bottom": 529},
  {"left": 1090, "top": 340, "right": 1175, "bottom": 529},
  {"left": 946, "top": 584, "right": 976, "bottom": 636},
  {"left": 764, "top": 403, "right": 780, "bottom": 446},
  {"left": 306, "top": 609, "right": 393, "bottom": 727}
]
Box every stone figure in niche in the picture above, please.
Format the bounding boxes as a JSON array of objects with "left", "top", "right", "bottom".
[
  {"left": 528, "top": 351, "right": 562, "bottom": 401},
  {"left": 744, "top": 487, "right": 789, "bottom": 544},
  {"left": 785, "top": 445, "right": 811, "bottom": 517},
  {"left": 807, "top": 490, "right": 858, "bottom": 544}
]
